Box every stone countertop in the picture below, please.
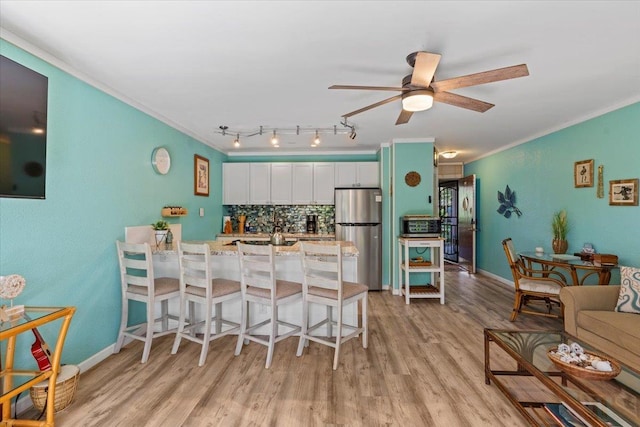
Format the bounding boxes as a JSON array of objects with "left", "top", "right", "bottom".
[
  {"left": 153, "top": 240, "right": 357, "bottom": 257},
  {"left": 217, "top": 232, "right": 335, "bottom": 239}
]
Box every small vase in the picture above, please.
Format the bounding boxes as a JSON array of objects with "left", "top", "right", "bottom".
[
  {"left": 154, "top": 230, "right": 168, "bottom": 249},
  {"left": 552, "top": 239, "right": 568, "bottom": 254}
]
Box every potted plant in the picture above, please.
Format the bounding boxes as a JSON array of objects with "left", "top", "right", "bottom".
[
  {"left": 151, "top": 220, "right": 169, "bottom": 248},
  {"left": 551, "top": 210, "right": 569, "bottom": 254}
]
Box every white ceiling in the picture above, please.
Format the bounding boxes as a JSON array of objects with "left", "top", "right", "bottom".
[{"left": 1, "top": 1, "right": 639, "bottom": 163}]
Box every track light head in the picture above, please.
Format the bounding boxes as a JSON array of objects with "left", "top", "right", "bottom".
[{"left": 348, "top": 131, "right": 357, "bottom": 140}]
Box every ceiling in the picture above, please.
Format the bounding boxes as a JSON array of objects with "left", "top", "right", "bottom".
[{"left": 1, "top": 1, "right": 639, "bottom": 163}]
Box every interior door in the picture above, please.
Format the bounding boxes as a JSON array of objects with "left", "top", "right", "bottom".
[{"left": 458, "top": 174, "right": 477, "bottom": 273}]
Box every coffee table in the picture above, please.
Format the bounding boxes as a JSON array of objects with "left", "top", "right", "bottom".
[{"left": 484, "top": 329, "right": 639, "bottom": 426}]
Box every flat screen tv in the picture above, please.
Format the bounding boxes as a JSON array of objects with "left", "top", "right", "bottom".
[{"left": 0, "top": 55, "right": 48, "bottom": 199}]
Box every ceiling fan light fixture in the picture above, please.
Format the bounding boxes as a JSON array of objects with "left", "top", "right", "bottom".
[
  {"left": 401, "top": 90, "right": 434, "bottom": 112},
  {"left": 440, "top": 150, "right": 458, "bottom": 159}
]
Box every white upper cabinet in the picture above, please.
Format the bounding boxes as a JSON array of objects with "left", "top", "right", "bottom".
[
  {"left": 313, "top": 163, "right": 335, "bottom": 204},
  {"left": 223, "top": 163, "right": 250, "bottom": 204},
  {"left": 356, "top": 162, "right": 380, "bottom": 187},
  {"left": 270, "top": 163, "right": 292, "bottom": 204},
  {"left": 334, "top": 162, "right": 379, "bottom": 187},
  {"left": 334, "top": 163, "right": 358, "bottom": 187},
  {"left": 291, "top": 163, "right": 334, "bottom": 204},
  {"left": 249, "top": 163, "right": 271, "bottom": 204},
  {"left": 291, "top": 163, "right": 314, "bottom": 204}
]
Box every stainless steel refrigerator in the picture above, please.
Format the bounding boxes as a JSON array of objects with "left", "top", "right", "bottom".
[{"left": 335, "top": 187, "right": 382, "bottom": 291}]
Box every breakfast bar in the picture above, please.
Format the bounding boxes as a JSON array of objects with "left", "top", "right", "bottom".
[{"left": 152, "top": 240, "right": 359, "bottom": 335}]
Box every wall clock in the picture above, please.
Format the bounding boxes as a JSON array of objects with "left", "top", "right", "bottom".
[
  {"left": 404, "top": 171, "right": 421, "bottom": 187},
  {"left": 151, "top": 147, "right": 171, "bottom": 175}
]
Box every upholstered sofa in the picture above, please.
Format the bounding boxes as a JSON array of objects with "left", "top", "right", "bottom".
[{"left": 560, "top": 285, "right": 640, "bottom": 369}]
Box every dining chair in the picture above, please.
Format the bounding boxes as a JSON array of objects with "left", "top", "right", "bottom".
[
  {"left": 502, "top": 238, "right": 567, "bottom": 321},
  {"left": 235, "top": 243, "right": 302, "bottom": 368},
  {"left": 171, "top": 241, "right": 241, "bottom": 366},
  {"left": 115, "top": 240, "right": 180, "bottom": 363},
  {"left": 296, "top": 242, "right": 368, "bottom": 370}
]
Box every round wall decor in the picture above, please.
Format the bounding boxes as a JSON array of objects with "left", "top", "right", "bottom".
[{"left": 404, "top": 171, "right": 421, "bottom": 187}]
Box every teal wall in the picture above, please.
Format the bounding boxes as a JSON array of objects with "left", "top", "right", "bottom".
[
  {"left": 391, "top": 141, "right": 435, "bottom": 288},
  {"left": 0, "top": 40, "right": 226, "bottom": 367},
  {"left": 380, "top": 145, "right": 391, "bottom": 287},
  {"left": 465, "top": 103, "right": 640, "bottom": 283}
]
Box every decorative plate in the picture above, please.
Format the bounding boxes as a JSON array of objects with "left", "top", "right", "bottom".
[
  {"left": 404, "top": 171, "right": 421, "bottom": 187},
  {"left": 0, "top": 275, "right": 26, "bottom": 299}
]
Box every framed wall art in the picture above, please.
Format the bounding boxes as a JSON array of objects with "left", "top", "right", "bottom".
[
  {"left": 574, "top": 159, "right": 594, "bottom": 188},
  {"left": 609, "top": 178, "right": 638, "bottom": 206},
  {"left": 194, "top": 154, "right": 209, "bottom": 196}
]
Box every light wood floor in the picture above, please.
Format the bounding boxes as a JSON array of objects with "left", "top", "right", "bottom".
[{"left": 26, "top": 266, "right": 563, "bottom": 426}]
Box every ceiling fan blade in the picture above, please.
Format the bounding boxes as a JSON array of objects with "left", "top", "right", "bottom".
[
  {"left": 411, "top": 52, "right": 441, "bottom": 87},
  {"left": 434, "top": 91, "right": 494, "bottom": 113},
  {"left": 329, "top": 84, "right": 408, "bottom": 91},
  {"left": 395, "top": 109, "right": 414, "bottom": 125},
  {"left": 341, "top": 94, "right": 403, "bottom": 118},
  {"left": 430, "top": 64, "right": 529, "bottom": 92}
]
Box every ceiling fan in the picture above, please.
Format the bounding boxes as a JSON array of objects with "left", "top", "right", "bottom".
[{"left": 329, "top": 52, "right": 529, "bottom": 125}]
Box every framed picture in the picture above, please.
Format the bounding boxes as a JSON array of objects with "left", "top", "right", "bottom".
[
  {"left": 574, "top": 159, "right": 594, "bottom": 187},
  {"left": 194, "top": 154, "right": 209, "bottom": 196},
  {"left": 609, "top": 178, "right": 638, "bottom": 206}
]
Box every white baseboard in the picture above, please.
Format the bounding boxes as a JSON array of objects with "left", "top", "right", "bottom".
[{"left": 476, "top": 268, "right": 515, "bottom": 289}]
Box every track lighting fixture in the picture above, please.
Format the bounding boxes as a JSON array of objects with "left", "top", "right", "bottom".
[{"left": 216, "top": 120, "right": 356, "bottom": 146}]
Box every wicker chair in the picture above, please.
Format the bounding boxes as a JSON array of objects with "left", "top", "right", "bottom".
[{"left": 502, "top": 238, "right": 567, "bottom": 321}]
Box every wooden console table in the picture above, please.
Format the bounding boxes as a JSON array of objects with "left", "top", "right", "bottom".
[
  {"left": 1, "top": 306, "right": 75, "bottom": 426},
  {"left": 398, "top": 237, "right": 445, "bottom": 304}
]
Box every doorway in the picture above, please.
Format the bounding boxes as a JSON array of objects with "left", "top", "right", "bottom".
[
  {"left": 458, "top": 174, "right": 477, "bottom": 273},
  {"left": 439, "top": 174, "right": 476, "bottom": 273},
  {"left": 439, "top": 181, "right": 458, "bottom": 263}
]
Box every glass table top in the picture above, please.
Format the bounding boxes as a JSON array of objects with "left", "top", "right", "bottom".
[{"left": 489, "top": 329, "right": 639, "bottom": 426}]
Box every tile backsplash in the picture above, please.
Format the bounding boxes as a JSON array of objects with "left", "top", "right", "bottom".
[{"left": 224, "top": 205, "right": 335, "bottom": 234}]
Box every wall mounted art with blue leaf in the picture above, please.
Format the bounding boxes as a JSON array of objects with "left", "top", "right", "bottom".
[{"left": 497, "top": 185, "right": 522, "bottom": 218}]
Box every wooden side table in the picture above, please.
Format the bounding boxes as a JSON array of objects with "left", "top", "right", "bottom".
[
  {"left": 1, "top": 306, "right": 75, "bottom": 426},
  {"left": 398, "top": 237, "right": 445, "bottom": 304}
]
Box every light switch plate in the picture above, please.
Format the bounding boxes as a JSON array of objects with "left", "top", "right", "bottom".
[{"left": 199, "top": 208, "right": 204, "bottom": 217}]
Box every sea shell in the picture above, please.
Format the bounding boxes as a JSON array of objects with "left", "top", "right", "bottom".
[
  {"left": 593, "top": 360, "right": 612, "bottom": 372},
  {"left": 570, "top": 343, "right": 584, "bottom": 354},
  {"left": 557, "top": 343, "right": 571, "bottom": 354},
  {"left": 0, "top": 275, "right": 26, "bottom": 299}
]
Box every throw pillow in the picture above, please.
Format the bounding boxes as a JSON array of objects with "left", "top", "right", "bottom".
[{"left": 615, "top": 266, "right": 640, "bottom": 314}]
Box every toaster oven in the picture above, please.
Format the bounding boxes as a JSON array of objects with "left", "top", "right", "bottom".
[{"left": 401, "top": 215, "right": 441, "bottom": 237}]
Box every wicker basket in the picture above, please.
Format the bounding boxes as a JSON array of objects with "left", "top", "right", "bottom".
[
  {"left": 547, "top": 347, "right": 621, "bottom": 381},
  {"left": 30, "top": 365, "right": 79, "bottom": 412}
]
